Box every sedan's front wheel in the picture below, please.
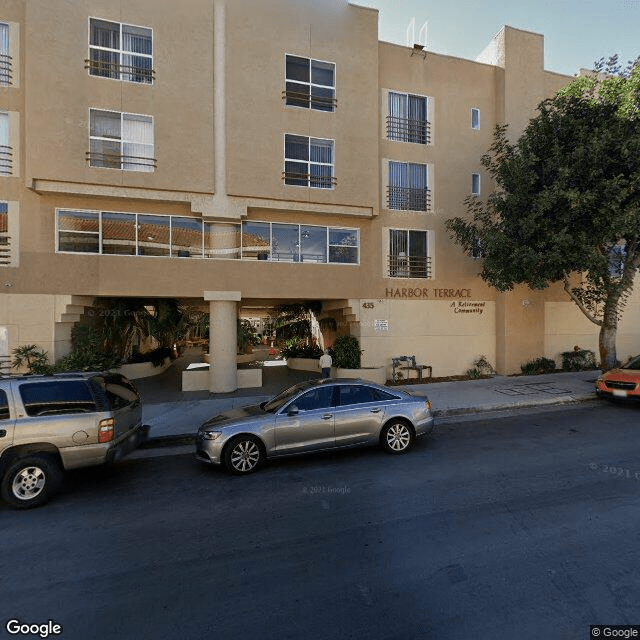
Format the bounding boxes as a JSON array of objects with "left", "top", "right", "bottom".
[
  {"left": 223, "top": 436, "right": 264, "bottom": 474},
  {"left": 381, "top": 421, "right": 414, "bottom": 454}
]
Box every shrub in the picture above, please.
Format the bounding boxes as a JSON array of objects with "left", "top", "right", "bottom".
[
  {"left": 280, "top": 340, "right": 323, "bottom": 359},
  {"left": 560, "top": 349, "right": 596, "bottom": 371},
  {"left": 520, "top": 357, "right": 556, "bottom": 375},
  {"left": 473, "top": 355, "right": 495, "bottom": 375},
  {"left": 466, "top": 367, "right": 482, "bottom": 379},
  {"left": 11, "top": 345, "right": 52, "bottom": 374},
  {"left": 330, "top": 335, "right": 361, "bottom": 369}
]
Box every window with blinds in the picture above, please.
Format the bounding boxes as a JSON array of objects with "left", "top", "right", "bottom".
[
  {"left": 284, "top": 134, "right": 335, "bottom": 189},
  {"left": 284, "top": 55, "right": 336, "bottom": 111},
  {"left": 87, "top": 18, "right": 153, "bottom": 84},
  {"left": 88, "top": 110, "right": 155, "bottom": 172},
  {"left": 388, "top": 229, "right": 431, "bottom": 279},
  {"left": 388, "top": 161, "right": 430, "bottom": 211},
  {"left": 387, "top": 92, "right": 430, "bottom": 144},
  {"left": 0, "top": 112, "right": 11, "bottom": 176},
  {"left": 0, "top": 23, "right": 10, "bottom": 86}
]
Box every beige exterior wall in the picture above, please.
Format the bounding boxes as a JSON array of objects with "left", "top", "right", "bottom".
[{"left": 2, "top": 1, "right": 635, "bottom": 380}]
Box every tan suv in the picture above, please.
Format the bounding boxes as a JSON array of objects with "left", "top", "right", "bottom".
[{"left": 0, "top": 372, "right": 148, "bottom": 509}]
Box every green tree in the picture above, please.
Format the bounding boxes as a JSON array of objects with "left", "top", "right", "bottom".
[{"left": 445, "top": 56, "right": 640, "bottom": 370}]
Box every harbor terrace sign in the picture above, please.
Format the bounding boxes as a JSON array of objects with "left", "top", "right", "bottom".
[{"left": 385, "top": 287, "right": 472, "bottom": 299}]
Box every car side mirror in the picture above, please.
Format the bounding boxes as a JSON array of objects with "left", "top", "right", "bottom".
[{"left": 287, "top": 405, "right": 299, "bottom": 416}]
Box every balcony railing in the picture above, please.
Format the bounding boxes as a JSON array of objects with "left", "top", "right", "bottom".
[
  {"left": 84, "top": 59, "right": 155, "bottom": 84},
  {"left": 86, "top": 151, "right": 157, "bottom": 171},
  {"left": 282, "top": 171, "right": 336, "bottom": 189},
  {"left": 387, "top": 185, "right": 431, "bottom": 212},
  {"left": 0, "top": 233, "right": 12, "bottom": 266},
  {"left": 386, "top": 115, "right": 431, "bottom": 144},
  {"left": 0, "top": 145, "right": 13, "bottom": 176},
  {"left": 0, "top": 355, "right": 10, "bottom": 375},
  {"left": 282, "top": 89, "right": 337, "bottom": 111},
  {"left": 0, "top": 53, "right": 12, "bottom": 85},
  {"left": 388, "top": 255, "right": 432, "bottom": 279}
]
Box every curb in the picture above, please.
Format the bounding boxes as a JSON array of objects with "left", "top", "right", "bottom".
[{"left": 432, "top": 394, "right": 597, "bottom": 418}]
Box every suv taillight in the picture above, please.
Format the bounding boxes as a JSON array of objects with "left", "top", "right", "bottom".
[{"left": 98, "top": 418, "right": 114, "bottom": 443}]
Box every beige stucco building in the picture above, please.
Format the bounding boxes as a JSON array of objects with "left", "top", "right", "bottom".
[{"left": 1, "top": 0, "right": 639, "bottom": 391}]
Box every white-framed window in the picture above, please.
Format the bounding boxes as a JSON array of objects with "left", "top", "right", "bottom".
[
  {"left": 56, "top": 210, "right": 210, "bottom": 258},
  {"left": 87, "top": 18, "right": 153, "bottom": 83},
  {"left": 0, "top": 22, "right": 10, "bottom": 86},
  {"left": 0, "top": 112, "right": 11, "bottom": 176},
  {"left": 471, "top": 108, "right": 480, "bottom": 130},
  {"left": 388, "top": 229, "right": 430, "bottom": 278},
  {"left": 55, "top": 210, "right": 359, "bottom": 265},
  {"left": 88, "top": 109, "right": 155, "bottom": 172},
  {"left": 387, "top": 91, "right": 430, "bottom": 144},
  {"left": 471, "top": 173, "right": 481, "bottom": 196},
  {"left": 284, "top": 55, "right": 335, "bottom": 111},
  {"left": 284, "top": 134, "right": 335, "bottom": 189},
  {"left": 388, "top": 161, "right": 430, "bottom": 211},
  {"left": 242, "top": 221, "right": 358, "bottom": 264}
]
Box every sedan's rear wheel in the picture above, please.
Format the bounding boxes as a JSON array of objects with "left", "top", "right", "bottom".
[
  {"left": 381, "top": 421, "right": 414, "bottom": 454},
  {"left": 223, "top": 436, "right": 264, "bottom": 474}
]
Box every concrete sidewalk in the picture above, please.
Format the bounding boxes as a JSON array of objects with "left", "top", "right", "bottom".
[{"left": 139, "top": 369, "right": 601, "bottom": 443}]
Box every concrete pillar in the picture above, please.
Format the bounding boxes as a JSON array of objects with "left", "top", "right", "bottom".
[
  {"left": 205, "top": 291, "right": 241, "bottom": 393},
  {"left": 214, "top": 0, "right": 226, "bottom": 197}
]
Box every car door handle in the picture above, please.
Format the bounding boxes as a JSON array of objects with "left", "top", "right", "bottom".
[
  {"left": 322, "top": 414, "right": 333, "bottom": 420},
  {"left": 370, "top": 408, "right": 381, "bottom": 413},
  {"left": 0, "top": 429, "right": 6, "bottom": 437}
]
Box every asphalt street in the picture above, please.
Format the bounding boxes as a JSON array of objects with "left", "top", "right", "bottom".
[{"left": 2, "top": 402, "right": 640, "bottom": 640}]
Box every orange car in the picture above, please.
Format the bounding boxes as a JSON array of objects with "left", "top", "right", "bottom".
[{"left": 596, "top": 356, "right": 640, "bottom": 399}]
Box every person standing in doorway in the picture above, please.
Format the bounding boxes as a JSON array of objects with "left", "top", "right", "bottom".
[{"left": 320, "top": 349, "right": 332, "bottom": 378}]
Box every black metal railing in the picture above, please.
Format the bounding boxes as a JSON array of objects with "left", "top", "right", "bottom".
[
  {"left": 0, "top": 145, "right": 12, "bottom": 176},
  {"left": 386, "top": 115, "right": 431, "bottom": 144},
  {"left": 388, "top": 255, "right": 431, "bottom": 279},
  {"left": 86, "top": 151, "right": 157, "bottom": 170},
  {"left": 85, "top": 58, "right": 155, "bottom": 83},
  {"left": 282, "top": 89, "right": 337, "bottom": 111},
  {"left": 0, "top": 53, "right": 12, "bottom": 85},
  {"left": 0, "top": 233, "right": 12, "bottom": 266},
  {"left": 0, "top": 355, "right": 11, "bottom": 375},
  {"left": 387, "top": 185, "right": 431, "bottom": 212},
  {"left": 282, "top": 171, "right": 336, "bottom": 188}
]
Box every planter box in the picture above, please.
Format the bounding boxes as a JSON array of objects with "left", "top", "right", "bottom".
[
  {"left": 335, "top": 366, "right": 387, "bottom": 385},
  {"left": 116, "top": 357, "right": 171, "bottom": 380},
  {"left": 202, "top": 353, "right": 258, "bottom": 364},
  {"left": 182, "top": 366, "right": 262, "bottom": 391},
  {"left": 286, "top": 357, "right": 321, "bottom": 373}
]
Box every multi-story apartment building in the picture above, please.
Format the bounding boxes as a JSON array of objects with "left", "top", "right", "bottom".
[{"left": 2, "top": 0, "right": 639, "bottom": 391}]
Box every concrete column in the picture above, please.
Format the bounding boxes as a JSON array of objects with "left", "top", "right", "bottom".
[
  {"left": 205, "top": 291, "right": 241, "bottom": 393},
  {"left": 213, "top": 0, "right": 226, "bottom": 197}
]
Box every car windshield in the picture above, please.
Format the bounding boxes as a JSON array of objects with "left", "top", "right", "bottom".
[
  {"left": 622, "top": 356, "right": 640, "bottom": 370},
  {"left": 262, "top": 381, "right": 316, "bottom": 413}
]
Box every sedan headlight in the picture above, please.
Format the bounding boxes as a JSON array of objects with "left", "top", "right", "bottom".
[{"left": 202, "top": 430, "right": 223, "bottom": 441}]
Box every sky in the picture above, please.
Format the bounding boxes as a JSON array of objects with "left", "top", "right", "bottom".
[{"left": 352, "top": 0, "right": 640, "bottom": 76}]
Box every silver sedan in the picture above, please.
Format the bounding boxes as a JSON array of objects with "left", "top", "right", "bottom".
[{"left": 195, "top": 378, "right": 434, "bottom": 474}]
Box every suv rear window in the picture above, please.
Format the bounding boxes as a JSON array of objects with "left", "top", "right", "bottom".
[
  {"left": 90, "top": 375, "right": 140, "bottom": 410},
  {"left": 19, "top": 381, "right": 97, "bottom": 417}
]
